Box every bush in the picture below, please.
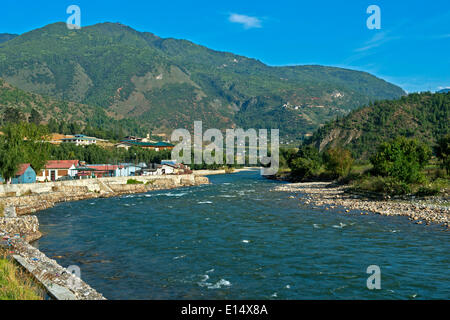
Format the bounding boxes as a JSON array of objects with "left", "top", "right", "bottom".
[
  {"left": 416, "top": 185, "right": 440, "bottom": 196},
  {"left": 289, "top": 146, "right": 321, "bottom": 180},
  {"left": 323, "top": 147, "right": 354, "bottom": 178},
  {"left": 370, "top": 137, "right": 431, "bottom": 183},
  {"left": 127, "top": 179, "right": 143, "bottom": 185},
  {"left": 353, "top": 176, "right": 411, "bottom": 195},
  {"left": 435, "top": 134, "right": 450, "bottom": 175}
]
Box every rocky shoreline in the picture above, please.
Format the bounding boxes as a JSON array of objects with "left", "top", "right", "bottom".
[{"left": 274, "top": 182, "right": 449, "bottom": 228}]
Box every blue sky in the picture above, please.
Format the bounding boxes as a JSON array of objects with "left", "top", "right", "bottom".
[{"left": 1, "top": 0, "right": 449, "bottom": 92}]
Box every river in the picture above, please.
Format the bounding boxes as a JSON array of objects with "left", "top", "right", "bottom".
[{"left": 34, "top": 170, "right": 449, "bottom": 299}]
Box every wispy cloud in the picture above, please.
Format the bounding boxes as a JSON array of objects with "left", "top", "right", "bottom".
[
  {"left": 228, "top": 13, "right": 262, "bottom": 29},
  {"left": 355, "top": 31, "right": 399, "bottom": 52}
]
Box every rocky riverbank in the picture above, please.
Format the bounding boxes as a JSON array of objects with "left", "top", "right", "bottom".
[{"left": 274, "top": 182, "right": 449, "bottom": 228}]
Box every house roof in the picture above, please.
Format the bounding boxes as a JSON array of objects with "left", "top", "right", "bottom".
[
  {"left": 85, "top": 165, "right": 124, "bottom": 171},
  {"left": 16, "top": 163, "right": 32, "bottom": 176},
  {"left": 61, "top": 136, "right": 96, "bottom": 141},
  {"left": 119, "top": 140, "right": 175, "bottom": 147},
  {"left": 45, "top": 160, "right": 79, "bottom": 169}
]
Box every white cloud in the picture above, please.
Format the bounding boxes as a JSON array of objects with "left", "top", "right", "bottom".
[
  {"left": 229, "top": 13, "right": 262, "bottom": 29},
  {"left": 355, "top": 31, "right": 398, "bottom": 52}
]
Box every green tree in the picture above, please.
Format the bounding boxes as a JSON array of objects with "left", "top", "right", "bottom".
[
  {"left": 0, "top": 123, "right": 23, "bottom": 182},
  {"left": 3, "top": 107, "right": 24, "bottom": 124},
  {"left": 323, "top": 147, "right": 354, "bottom": 178},
  {"left": 22, "top": 123, "right": 50, "bottom": 173},
  {"left": 28, "top": 108, "right": 43, "bottom": 125},
  {"left": 370, "top": 137, "right": 431, "bottom": 183},
  {"left": 289, "top": 146, "right": 322, "bottom": 180},
  {"left": 435, "top": 134, "right": 450, "bottom": 175},
  {"left": 0, "top": 123, "right": 50, "bottom": 183}
]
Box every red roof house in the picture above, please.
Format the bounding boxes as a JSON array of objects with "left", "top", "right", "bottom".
[{"left": 37, "top": 160, "right": 80, "bottom": 182}]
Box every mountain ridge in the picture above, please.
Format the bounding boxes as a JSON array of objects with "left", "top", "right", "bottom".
[
  {"left": 0, "top": 22, "right": 406, "bottom": 138},
  {"left": 306, "top": 92, "right": 449, "bottom": 158}
]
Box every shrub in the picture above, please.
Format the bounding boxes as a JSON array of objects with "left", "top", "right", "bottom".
[
  {"left": 127, "top": 179, "right": 143, "bottom": 185},
  {"left": 323, "top": 147, "right": 354, "bottom": 178},
  {"left": 289, "top": 146, "right": 321, "bottom": 180},
  {"left": 370, "top": 137, "right": 431, "bottom": 183},
  {"left": 435, "top": 134, "right": 450, "bottom": 175},
  {"left": 353, "top": 176, "right": 411, "bottom": 195}
]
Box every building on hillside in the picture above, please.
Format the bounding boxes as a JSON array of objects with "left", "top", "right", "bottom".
[
  {"left": 61, "top": 134, "right": 97, "bottom": 146},
  {"left": 49, "top": 134, "right": 71, "bottom": 145},
  {"left": 115, "top": 140, "right": 175, "bottom": 151},
  {"left": 0, "top": 164, "right": 37, "bottom": 184},
  {"left": 122, "top": 136, "right": 143, "bottom": 142},
  {"left": 37, "top": 160, "right": 80, "bottom": 182}
]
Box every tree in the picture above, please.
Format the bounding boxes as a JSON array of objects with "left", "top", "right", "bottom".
[
  {"left": 28, "top": 108, "right": 43, "bottom": 125},
  {"left": 289, "top": 146, "right": 322, "bottom": 180},
  {"left": 370, "top": 137, "right": 431, "bottom": 183},
  {"left": 323, "top": 147, "right": 354, "bottom": 178},
  {"left": 22, "top": 123, "right": 50, "bottom": 173},
  {"left": 435, "top": 134, "right": 450, "bottom": 175},
  {"left": 0, "top": 123, "right": 50, "bottom": 183},
  {"left": 3, "top": 107, "right": 24, "bottom": 124},
  {"left": 0, "top": 123, "right": 23, "bottom": 182}
]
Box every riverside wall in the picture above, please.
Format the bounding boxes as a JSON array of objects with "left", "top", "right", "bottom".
[{"left": 0, "top": 174, "right": 209, "bottom": 300}]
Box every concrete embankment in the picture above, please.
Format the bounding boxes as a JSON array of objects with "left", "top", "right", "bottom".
[
  {"left": 0, "top": 174, "right": 209, "bottom": 216},
  {"left": 0, "top": 174, "right": 209, "bottom": 300}
]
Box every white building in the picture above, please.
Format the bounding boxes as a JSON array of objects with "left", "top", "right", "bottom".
[{"left": 61, "top": 134, "right": 97, "bottom": 146}]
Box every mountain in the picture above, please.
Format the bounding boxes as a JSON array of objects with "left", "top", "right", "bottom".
[
  {"left": 0, "top": 22, "right": 405, "bottom": 139},
  {"left": 307, "top": 92, "right": 449, "bottom": 158},
  {"left": 0, "top": 78, "right": 144, "bottom": 137},
  {"left": 438, "top": 88, "right": 450, "bottom": 93},
  {"left": 0, "top": 33, "right": 18, "bottom": 44}
]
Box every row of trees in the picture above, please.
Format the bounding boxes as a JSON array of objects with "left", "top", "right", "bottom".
[{"left": 288, "top": 135, "right": 449, "bottom": 189}]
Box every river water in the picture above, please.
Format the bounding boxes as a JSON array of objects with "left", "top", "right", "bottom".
[{"left": 35, "top": 170, "right": 449, "bottom": 299}]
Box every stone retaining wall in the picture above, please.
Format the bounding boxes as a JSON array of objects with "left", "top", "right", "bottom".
[
  {"left": 0, "top": 174, "right": 209, "bottom": 216},
  {"left": 0, "top": 174, "right": 209, "bottom": 300}
]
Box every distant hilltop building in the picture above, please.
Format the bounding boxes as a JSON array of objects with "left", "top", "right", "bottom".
[
  {"left": 116, "top": 140, "right": 175, "bottom": 151},
  {"left": 60, "top": 134, "right": 97, "bottom": 146}
]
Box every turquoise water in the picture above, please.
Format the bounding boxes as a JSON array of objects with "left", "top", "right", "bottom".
[{"left": 35, "top": 171, "right": 449, "bottom": 299}]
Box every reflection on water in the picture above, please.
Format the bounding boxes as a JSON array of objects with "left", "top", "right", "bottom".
[{"left": 35, "top": 171, "right": 450, "bottom": 300}]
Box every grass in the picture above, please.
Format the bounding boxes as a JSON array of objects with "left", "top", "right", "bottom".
[
  {"left": 127, "top": 179, "right": 144, "bottom": 185},
  {"left": 0, "top": 250, "right": 44, "bottom": 300},
  {"left": 224, "top": 167, "right": 235, "bottom": 174}
]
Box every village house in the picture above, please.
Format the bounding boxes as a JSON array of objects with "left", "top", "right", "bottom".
[
  {"left": 37, "top": 160, "right": 80, "bottom": 182},
  {"left": 61, "top": 134, "right": 97, "bottom": 146},
  {"left": 77, "top": 164, "right": 124, "bottom": 178},
  {"left": 115, "top": 140, "right": 175, "bottom": 151},
  {"left": 0, "top": 164, "right": 37, "bottom": 184},
  {"left": 118, "top": 163, "right": 146, "bottom": 176}
]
